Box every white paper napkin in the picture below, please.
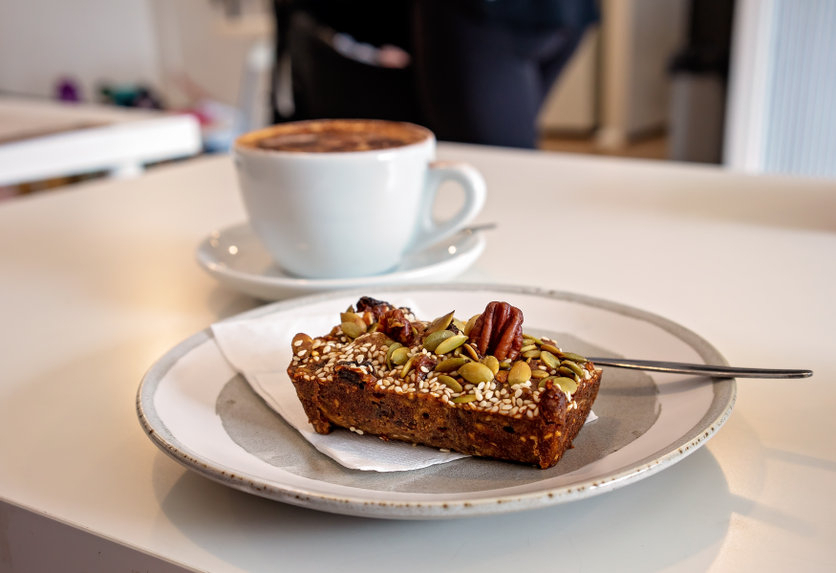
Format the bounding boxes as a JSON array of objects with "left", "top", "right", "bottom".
[
  {"left": 211, "top": 313, "right": 468, "bottom": 472},
  {"left": 211, "top": 311, "right": 595, "bottom": 473}
]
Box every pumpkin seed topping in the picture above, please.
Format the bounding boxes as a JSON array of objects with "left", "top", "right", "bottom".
[
  {"left": 435, "top": 356, "right": 469, "bottom": 372},
  {"left": 291, "top": 304, "right": 597, "bottom": 421},
  {"left": 437, "top": 374, "right": 463, "bottom": 392},
  {"left": 481, "top": 355, "right": 500, "bottom": 376},
  {"left": 340, "top": 318, "right": 366, "bottom": 339},
  {"left": 425, "top": 310, "right": 455, "bottom": 335},
  {"left": 508, "top": 360, "right": 532, "bottom": 385},
  {"left": 561, "top": 352, "right": 588, "bottom": 363},
  {"left": 423, "top": 329, "right": 454, "bottom": 352},
  {"left": 434, "top": 333, "right": 469, "bottom": 355},
  {"left": 458, "top": 362, "right": 494, "bottom": 385}
]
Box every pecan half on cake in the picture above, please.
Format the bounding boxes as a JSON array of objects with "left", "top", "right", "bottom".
[{"left": 287, "top": 297, "right": 601, "bottom": 469}]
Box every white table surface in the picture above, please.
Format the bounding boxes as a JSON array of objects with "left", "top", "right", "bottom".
[
  {"left": 0, "top": 96, "right": 202, "bottom": 186},
  {"left": 1, "top": 144, "right": 834, "bottom": 572}
]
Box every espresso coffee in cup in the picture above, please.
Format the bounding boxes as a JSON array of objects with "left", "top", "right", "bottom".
[
  {"left": 239, "top": 119, "right": 428, "bottom": 153},
  {"left": 233, "top": 119, "right": 486, "bottom": 279}
]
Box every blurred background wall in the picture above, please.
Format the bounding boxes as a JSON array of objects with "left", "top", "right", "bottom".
[
  {"left": 1, "top": 0, "right": 834, "bottom": 177},
  {"left": 0, "top": 0, "right": 689, "bottom": 152},
  {"left": 0, "top": 0, "right": 164, "bottom": 101}
]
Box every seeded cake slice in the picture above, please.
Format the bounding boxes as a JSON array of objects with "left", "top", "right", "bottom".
[{"left": 287, "top": 297, "right": 601, "bottom": 469}]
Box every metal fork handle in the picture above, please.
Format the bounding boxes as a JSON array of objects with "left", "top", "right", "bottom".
[{"left": 586, "top": 357, "right": 813, "bottom": 379}]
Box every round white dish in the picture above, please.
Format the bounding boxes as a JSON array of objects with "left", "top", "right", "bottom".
[
  {"left": 195, "top": 223, "right": 486, "bottom": 300},
  {"left": 137, "top": 284, "right": 736, "bottom": 519}
]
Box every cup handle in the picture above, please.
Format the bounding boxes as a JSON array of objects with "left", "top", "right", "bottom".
[{"left": 409, "top": 160, "right": 487, "bottom": 253}]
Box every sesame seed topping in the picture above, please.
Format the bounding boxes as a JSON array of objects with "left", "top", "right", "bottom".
[{"left": 288, "top": 309, "right": 593, "bottom": 426}]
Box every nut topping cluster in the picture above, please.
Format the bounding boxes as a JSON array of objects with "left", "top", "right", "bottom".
[
  {"left": 468, "top": 301, "right": 523, "bottom": 361},
  {"left": 379, "top": 308, "right": 416, "bottom": 346},
  {"left": 291, "top": 299, "right": 595, "bottom": 419}
]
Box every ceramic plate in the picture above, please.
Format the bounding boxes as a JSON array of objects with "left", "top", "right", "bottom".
[
  {"left": 137, "top": 284, "right": 736, "bottom": 519},
  {"left": 196, "top": 223, "right": 486, "bottom": 300}
]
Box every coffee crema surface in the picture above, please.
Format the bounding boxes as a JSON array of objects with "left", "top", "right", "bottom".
[{"left": 238, "top": 120, "right": 431, "bottom": 153}]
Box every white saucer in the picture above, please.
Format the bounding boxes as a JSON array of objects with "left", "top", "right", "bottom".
[{"left": 196, "top": 223, "right": 487, "bottom": 300}]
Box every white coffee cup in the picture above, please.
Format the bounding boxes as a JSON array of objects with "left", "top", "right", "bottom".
[{"left": 233, "top": 119, "right": 486, "bottom": 279}]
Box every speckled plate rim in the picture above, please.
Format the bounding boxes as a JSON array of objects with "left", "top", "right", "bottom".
[{"left": 137, "top": 284, "right": 736, "bottom": 519}]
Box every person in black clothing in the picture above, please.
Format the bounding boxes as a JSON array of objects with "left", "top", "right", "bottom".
[{"left": 271, "top": 0, "right": 599, "bottom": 148}]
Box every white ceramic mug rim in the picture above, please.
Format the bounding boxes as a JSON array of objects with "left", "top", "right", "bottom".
[{"left": 233, "top": 119, "right": 434, "bottom": 158}]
